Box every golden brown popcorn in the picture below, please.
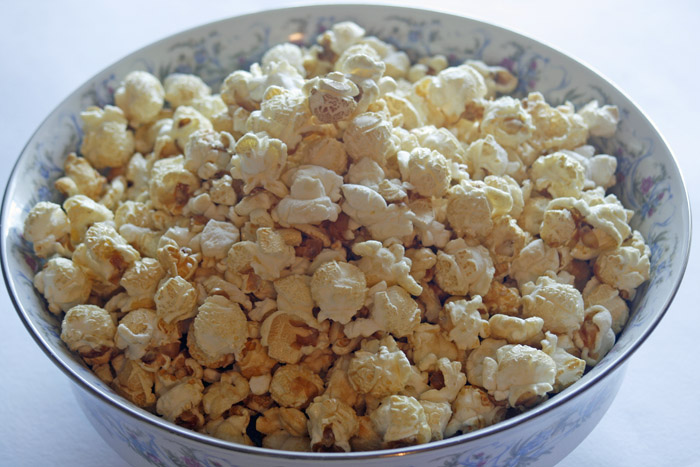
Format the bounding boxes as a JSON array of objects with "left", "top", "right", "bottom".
[
  {"left": 112, "top": 356, "right": 157, "bottom": 408},
  {"left": 55, "top": 153, "right": 107, "bottom": 200},
  {"left": 202, "top": 374, "right": 250, "bottom": 419},
  {"left": 269, "top": 364, "right": 324, "bottom": 409},
  {"left": 204, "top": 407, "right": 254, "bottom": 445},
  {"left": 72, "top": 222, "right": 140, "bottom": 287},
  {"left": 444, "top": 386, "right": 506, "bottom": 436},
  {"left": 156, "top": 378, "right": 205, "bottom": 429},
  {"left": 260, "top": 311, "right": 326, "bottom": 364},
  {"left": 307, "top": 396, "right": 359, "bottom": 452}
]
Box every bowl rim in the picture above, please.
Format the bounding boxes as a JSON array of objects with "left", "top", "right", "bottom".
[{"left": 1, "top": 2, "right": 692, "bottom": 461}]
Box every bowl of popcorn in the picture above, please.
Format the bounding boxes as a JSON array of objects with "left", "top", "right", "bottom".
[{"left": 2, "top": 4, "right": 690, "bottom": 466}]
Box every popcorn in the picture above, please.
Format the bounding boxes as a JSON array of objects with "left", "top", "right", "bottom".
[
  {"left": 482, "top": 344, "right": 557, "bottom": 407},
  {"left": 230, "top": 131, "right": 288, "bottom": 198},
  {"left": 115, "top": 308, "right": 158, "bottom": 360},
  {"left": 246, "top": 87, "right": 314, "bottom": 152},
  {"left": 60, "top": 304, "right": 116, "bottom": 364},
  {"left": 63, "top": 194, "right": 114, "bottom": 243},
  {"left": 189, "top": 295, "right": 248, "bottom": 367},
  {"left": 311, "top": 260, "right": 367, "bottom": 324},
  {"left": 480, "top": 96, "right": 534, "bottom": 148},
  {"left": 72, "top": 222, "right": 140, "bottom": 285},
  {"left": 350, "top": 240, "right": 422, "bottom": 295},
  {"left": 344, "top": 283, "right": 421, "bottom": 338},
  {"left": 582, "top": 277, "right": 629, "bottom": 334},
  {"left": 260, "top": 311, "right": 325, "bottom": 364},
  {"left": 23, "top": 201, "right": 71, "bottom": 258},
  {"left": 154, "top": 276, "right": 198, "bottom": 324},
  {"left": 347, "top": 338, "right": 411, "bottom": 398},
  {"left": 489, "top": 314, "right": 543, "bottom": 346},
  {"left": 306, "top": 397, "right": 359, "bottom": 452},
  {"left": 115, "top": 71, "right": 165, "bottom": 126},
  {"left": 578, "top": 100, "right": 620, "bottom": 137},
  {"left": 202, "top": 375, "right": 250, "bottom": 419},
  {"left": 54, "top": 153, "right": 106, "bottom": 200},
  {"left": 419, "top": 357, "right": 467, "bottom": 404},
  {"left": 31, "top": 20, "right": 651, "bottom": 453},
  {"left": 440, "top": 297, "right": 490, "bottom": 351},
  {"left": 156, "top": 378, "right": 205, "bottom": 428},
  {"left": 149, "top": 155, "right": 201, "bottom": 215},
  {"left": 199, "top": 219, "right": 239, "bottom": 259},
  {"left": 343, "top": 112, "right": 398, "bottom": 165},
  {"left": 270, "top": 364, "right": 324, "bottom": 409},
  {"left": 434, "top": 239, "right": 494, "bottom": 296},
  {"left": 540, "top": 332, "right": 586, "bottom": 392},
  {"left": 370, "top": 395, "right": 432, "bottom": 447},
  {"left": 530, "top": 152, "right": 586, "bottom": 198},
  {"left": 183, "top": 129, "right": 235, "bottom": 180},
  {"left": 34, "top": 257, "right": 92, "bottom": 315},
  {"left": 273, "top": 165, "right": 343, "bottom": 226},
  {"left": 444, "top": 386, "right": 506, "bottom": 436},
  {"left": 417, "top": 63, "right": 487, "bottom": 124},
  {"left": 305, "top": 72, "right": 359, "bottom": 123},
  {"left": 528, "top": 94, "right": 589, "bottom": 153},
  {"left": 419, "top": 400, "right": 452, "bottom": 441},
  {"left": 397, "top": 147, "right": 451, "bottom": 198},
  {"left": 594, "top": 244, "right": 650, "bottom": 299},
  {"left": 80, "top": 105, "right": 134, "bottom": 169},
  {"left": 164, "top": 73, "right": 211, "bottom": 108},
  {"left": 521, "top": 274, "right": 585, "bottom": 334}
]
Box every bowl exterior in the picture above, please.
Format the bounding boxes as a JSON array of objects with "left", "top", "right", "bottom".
[{"left": 2, "top": 4, "right": 689, "bottom": 465}]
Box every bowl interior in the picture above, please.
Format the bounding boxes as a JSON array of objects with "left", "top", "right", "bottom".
[{"left": 1, "top": 3, "right": 691, "bottom": 457}]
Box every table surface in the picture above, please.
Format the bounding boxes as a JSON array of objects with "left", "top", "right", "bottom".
[{"left": 1, "top": 1, "right": 699, "bottom": 466}]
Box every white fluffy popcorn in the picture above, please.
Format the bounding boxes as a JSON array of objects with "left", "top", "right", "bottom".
[
  {"left": 60, "top": 304, "right": 116, "bottom": 358},
  {"left": 72, "top": 222, "right": 140, "bottom": 285},
  {"left": 189, "top": 295, "right": 248, "bottom": 367},
  {"left": 274, "top": 165, "right": 343, "bottom": 226},
  {"left": 445, "top": 386, "right": 506, "bottom": 436},
  {"left": 154, "top": 275, "right": 198, "bottom": 324},
  {"left": 370, "top": 395, "right": 432, "bottom": 447},
  {"left": 434, "top": 239, "right": 494, "bottom": 296},
  {"left": 348, "top": 339, "right": 411, "bottom": 398},
  {"left": 482, "top": 344, "right": 557, "bottom": 407},
  {"left": 398, "top": 147, "right": 451, "bottom": 198},
  {"left": 149, "top": 155, "right": 201, "bottom": 215},
  {"left": 440, "top": 297, "right": 490, "bottom": 351},
  {"left": 23, "top": 201, "right": 71, "bottom": 258},
  {"left": 80, "top": 105, "right": 134, "bottom": 169},
  {"left": 311, "top": 260, "right": 366, "bottom": 324},
  {"left": 164, "top": 73, "right": 211, "bottom": 108},
  {"left": 343, "top": 112, "right": 397, "bottom": 165},
  {"left": 521, "top": 274, "right": 585, "bottom": 334},
  {"left": 530, "top": 152, "right": 585, "bottom": 198},
  {"left": 199, "top": 219, "right": 239, "bottom": 259},
  {"left": 114, "top": 71, "right": 165, "bottom": 126},
  {"left": 184, "top": 129, "right": 235, "bottom": 180},
  {"left": 230, "top": 131, "right": 288, "bottom": 197},
  {"left": 246, "top": 87, "right": 314, "bottom": 152},
  {"left": 34, "top": 257, "right": 92, "bottom": 315},
  {"left": 306, "top": 397, "right": 359, "bottom": 452},
  {"left": 594, "top": 244, "right": 650, "bottom": 299}
]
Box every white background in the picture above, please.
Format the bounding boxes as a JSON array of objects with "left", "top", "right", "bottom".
[{"left": 1, "top": 1, "right": 699, "bottom": 465}]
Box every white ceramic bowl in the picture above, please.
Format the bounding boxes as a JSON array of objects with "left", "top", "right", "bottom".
[{"left": 1, "top": 4, "right": 690, "bottom": 466}]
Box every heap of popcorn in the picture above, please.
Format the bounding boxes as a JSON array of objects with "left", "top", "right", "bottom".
[{"left": 23, "top": 21, "right": 651, "bottom": 452}]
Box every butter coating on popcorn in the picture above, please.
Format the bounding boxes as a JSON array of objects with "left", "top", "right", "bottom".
[{"left": 28, "top": 20, "right": 652, "bottom": 453}]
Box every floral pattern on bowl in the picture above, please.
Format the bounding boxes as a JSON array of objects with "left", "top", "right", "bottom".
[{"left": 1, "top": 5, "right": 690, "bottom": 467}]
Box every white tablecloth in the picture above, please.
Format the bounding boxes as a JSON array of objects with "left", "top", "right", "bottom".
[{"left": 2, "top": 1, "right": 698, "bottom": 465}]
